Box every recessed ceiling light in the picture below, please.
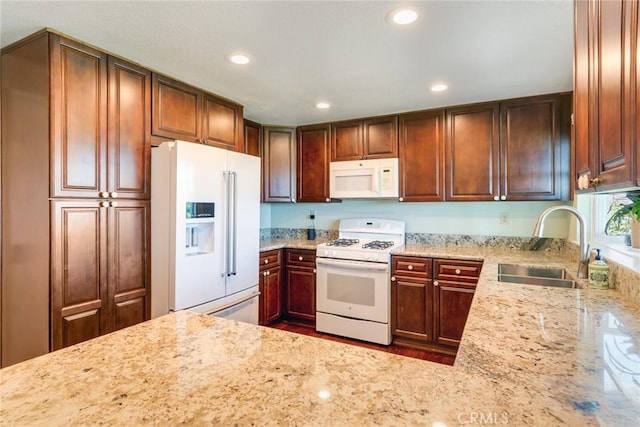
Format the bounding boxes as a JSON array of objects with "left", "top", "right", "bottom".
[
  {"left": 388, "top": 8, "right": 418, "bottom": 25},
  {"left": 316, "top": 102, "right": 330, "bottom": 109},
  {"left": 228, "top": 54, "right": 250, "bottom": 65},
  {"left": 431, "top": 84, "right": 448, "bottom": 92}
]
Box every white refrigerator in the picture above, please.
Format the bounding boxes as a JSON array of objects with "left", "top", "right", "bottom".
[{"left": 151, "top": 140, "right": 260, "bottom": 323}]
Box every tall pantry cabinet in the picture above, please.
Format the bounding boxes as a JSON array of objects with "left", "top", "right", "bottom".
[{"left": 1, "top": 31, "right": 151, "bottom": 367}]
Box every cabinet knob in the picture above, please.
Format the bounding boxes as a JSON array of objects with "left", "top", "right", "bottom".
[
  {"left": 493, "top": 196, "right": 499, "bottom": 201},
  {"left": 110, "top": 192, "right": 118, "bottom": 198},
  {"left": 110, "top": 201, "right": 119, "bottom": 207},
  {"left": 100, "top": 191, "right": 109, "bottom": 198},
  {"left": 263, "top": 271, "right": 267, "bottom": 277},
  {"left": 455, "top": 269, "right": 461, "bottom": 275},
  {"left": 408, "top": 265, "right": 414, "bottom": 270},
  {"left": 313, "top": 269, "right": 317, "bottom": 273},
  {"left": 399, "top": 197, "right": 404, "bottom": 202},
  {"left": 266, "top": 271, "right": 270, "bottom": 276},
  {"left": 391, "top": 276, "right": 396, "bottom": 282},
  {"left": 500, "top": 195, "right": 506, "bottom": 201},
  {"left": 434, "top": 280, "right": 439, "bottom": 287},
  {"left": 590, "top": 177, "right": 601, "bottom": 187},
  {"left": 298, "top": 256, "right": 304, "bottom": 261},
  {"left": 326, "top": 198, "right": 331, "bottom": 202},
  {"left": 99, "top": 201, "right": 110, "bottom": 208}
]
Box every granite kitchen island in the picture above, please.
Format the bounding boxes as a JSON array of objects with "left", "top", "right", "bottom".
[{"left": 2, "top": 248, "right": 640, "bottom": 426}]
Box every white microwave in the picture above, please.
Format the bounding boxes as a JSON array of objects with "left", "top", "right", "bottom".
[{"left": 329, "top": 158, "right": 399, "bottom": 199}]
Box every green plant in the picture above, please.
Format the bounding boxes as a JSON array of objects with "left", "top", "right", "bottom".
[{"left": 605, "top": 194, "right": 640, "bottom": 235}]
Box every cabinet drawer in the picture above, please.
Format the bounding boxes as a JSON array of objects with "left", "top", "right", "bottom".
[
  {"left": 285, "top": 249, "right": 316, "bottom": 267},
  {"left": 391, "top": 256, "right": 431, "bottom": 278},
  {"left": 433, "top": 259, "right": 483, "bottom": 283},
  {"left": 260, "top": 250, "right": 281, "bottom": 271}
]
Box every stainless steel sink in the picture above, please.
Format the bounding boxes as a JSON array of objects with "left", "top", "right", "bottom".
[{"left": 497, "top": 264, "right": 576, "bottom": 289}]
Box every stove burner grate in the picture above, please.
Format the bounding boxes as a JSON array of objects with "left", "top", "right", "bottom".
[
  {"left": 326, "top": 238, "right": 360, "bottom": 247},
  {"left": 362, "top": 240, "right": 395, "bottom": 250}
]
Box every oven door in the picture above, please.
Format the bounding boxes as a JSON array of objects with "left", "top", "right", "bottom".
[{"left": 316, "top": 257, "right": 389, "bottom": 323}]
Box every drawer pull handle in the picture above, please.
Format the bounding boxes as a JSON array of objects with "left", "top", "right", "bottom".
[
  {"left": 434, "top": 281, "right": 439, "bottom": 286},
  {"left": 408, "top": 265, "right": 413, "bottom": 270},
  {"left": 313, "top": 269, "right": 317, "bottom": 273},
  {"left": 391, "top": 276, "right": 396, "bottom": 281},
  {"left": 264, "top": 259, "right": 269, "bottom": 264},
  {"left": 298, "top": 256, "right": 303, "bottom": 261},
  {"left": 455, "top": 269, "right": 461, "bottom": 275}
]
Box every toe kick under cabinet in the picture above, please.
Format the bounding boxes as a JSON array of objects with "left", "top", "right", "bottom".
[{"left": 391, "top": 256, "right": 483, "bottom": 354}]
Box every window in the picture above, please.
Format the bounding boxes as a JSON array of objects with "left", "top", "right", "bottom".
[{"left": 586, "top": 192, "right": 638, "bottom": 256}]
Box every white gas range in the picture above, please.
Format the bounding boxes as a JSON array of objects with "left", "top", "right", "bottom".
[{"left": 315, "top": 218, "right": 405, "bottom": 345}]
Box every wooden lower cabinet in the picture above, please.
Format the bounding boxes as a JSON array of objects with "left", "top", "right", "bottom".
[
  {"left": 51, "top": 200, "right": 150, "bottom": 351},
  {"left": 433, "top": 280, "right": 476, "bottom": 347},
  {"left": 259, "top": 250, "right": 282, "bottom": 325},
  {"left": 284, "top": 249, "right": 316, "bottom": 323},
  {"left": 391, "top": 256, "right": 482, "bottom": 354}
]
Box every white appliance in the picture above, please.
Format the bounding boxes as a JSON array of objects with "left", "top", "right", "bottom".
[
  {"left": 151, "top": 140, "right": 260, "bottom": 324},
  {"left": 316, "top": 218, "right": 405, "bottom": 345},
  {"left": 329, "top": 158, "right": 399, "bottom": 199}
]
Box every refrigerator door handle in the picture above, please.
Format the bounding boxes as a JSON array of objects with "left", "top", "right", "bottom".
[
  {"left": 229, "top": 171, "right": 238, "bottom": 276},
  {"left": 223, "top": 171, "right": 231, "bottom": 277}
]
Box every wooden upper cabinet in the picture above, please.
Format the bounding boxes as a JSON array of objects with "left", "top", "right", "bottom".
[
  {"left": 50, "top": 35, "right": 108, "bottom": 198},
  {"left": 331, "top": 120, "right": 362, "bottom": 161},
  {"left": 151, "top": 73, "right": 244, "bottom": 151},
  {"left": 331, "top": 116, "right": 398, "bottom": 161},
  {"left": 500, "top": 94, "right": 570, "bottom": 201},
  {"left": 363, "top": 116, "right": 398, "bottom": 159},
  {"left": 151, "top": 74, "right": 201, "bottom": 142},
  {"left": 297, "top": 124, "right": 331, "bottom": 203},
  {"left": 573, "top": 0, "right": 592, "bottom": 190},
  {"left": 398, "top": 110, "right": 445, "bottom": 202},
  {"left": 445, "top": 103, "right": 500, "bottom": 201},
  {"left": 262, "top": 126, "right": 296, "bottom": 202},
  {"left": 244, "top": 119, "right": 261, "bottom": 157},
  {"left": 201, "top": 93, "right": 243, "bottom": 151},
  {"left": 107, "top": 57, "right": 151, "bottom": 199},
  {"left": 574, "top": 0, "right": 638, "bottom": 192}
]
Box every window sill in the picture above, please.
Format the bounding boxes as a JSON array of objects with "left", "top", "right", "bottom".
[{"left": 592, "top": 240, "right": 640, "bottom": 274}]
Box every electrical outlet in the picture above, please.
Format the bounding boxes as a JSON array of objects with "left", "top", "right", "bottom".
[
  {"left": 500, "top": 212, "right": 509, "bottom": 225},
  {"left": 310, "top": 209, "right": 316, "bottom": 220}
]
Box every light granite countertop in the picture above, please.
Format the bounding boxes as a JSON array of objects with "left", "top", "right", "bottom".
[{"left": 2, "top": 244, "right": 640, "bottom": 425}]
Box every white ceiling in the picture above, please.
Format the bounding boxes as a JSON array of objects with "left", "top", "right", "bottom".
[{"left": 0, "top": 0, "right": 573, "bottom": 126}]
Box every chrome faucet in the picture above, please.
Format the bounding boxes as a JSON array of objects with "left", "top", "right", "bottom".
[{"left": 532, "top": 205, "right": 590, "bottom": 279}]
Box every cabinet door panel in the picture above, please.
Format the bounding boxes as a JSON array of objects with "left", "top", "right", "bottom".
[
  {"left": 501, "top": 96, "right": 568, "bottom": 200},
  {"left": 151, "top": 74, "right": 201, "bottom": 142},
  {"left": 593, "top": 0, "right": 635, "bottom": 188},
  {"left": 108, "top": 201, "right": 150, "bottom": 332},
  {"left": 363, "top": 116, "right": 398, "bottom": 159},
  {"left": 331, "top": 121, "right": 362, "bottom": 161},
  {"left": 391, "top": 277, "right": 432, "bottom": 341},
  {"left": 446, "top": 104, "right": 499, "bottom": 201},
  {"left": 434, "top": 280, "right": 475, "bottom": 347},
  {"left": 51, "top": 201, "right": 107, "bottom": 350},
  {"left": 264, "top": 267, "right": 282, "bottom": 324},
  {"left": 399, "top": 110, "right": 444, "bottom": 201},
  {"left": 286, "top": 267, "right": 316, "bottom": 321},
  {"left": 202, "top": 94, "right": 242, "bottom": 151},
  {"left": 244, "top": 120, "right": 261, "bottom": 157},
  {"left": 50, "top": 36, "right": 107, "bottom": 198},
  {"left": 297, "top": 124, "right": 330, "bottom": 202},
  {"left": 574, "top": 0, "right": 592, "bottom": 183},
  {"left": 263, "top": 127, "right": 296, "bottom": 202},
  {"left": 108, "top": 57, "right": 150, "bottom": 199}
]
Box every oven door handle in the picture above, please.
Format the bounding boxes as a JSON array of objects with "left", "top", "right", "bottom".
[{"left": 316, "top": 257, "right": 389, "bottom": 271}]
